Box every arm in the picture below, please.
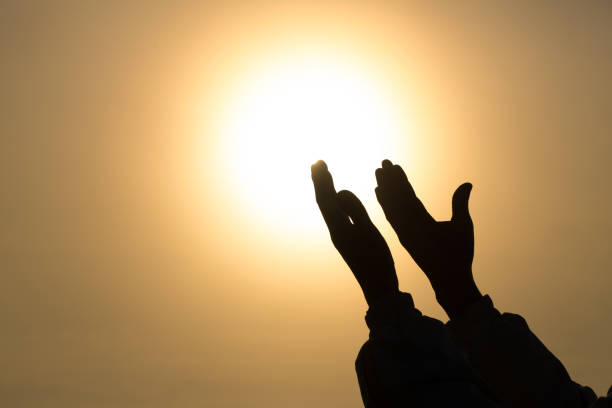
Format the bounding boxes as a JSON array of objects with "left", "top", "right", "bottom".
[
  {"left": 311, "top": 160, "right": 501, "bottom": 407},
  {"left": 447, "top": 295, "right": 604, "bottom": 408},
  {"left": 356, "top": 291, "right": 500, "bottom": 407},
  {"left": 373, "top": 159, "right": 605, "bottom": 407}
]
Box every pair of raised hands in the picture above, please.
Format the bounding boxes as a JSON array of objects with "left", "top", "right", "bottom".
[{"left": 311, "top": 160, "right": 481, "bottom": 319}]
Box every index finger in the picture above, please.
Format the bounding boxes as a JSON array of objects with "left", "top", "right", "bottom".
[{"left": 311, "top": 160, "right": 349, "bottom": 233}]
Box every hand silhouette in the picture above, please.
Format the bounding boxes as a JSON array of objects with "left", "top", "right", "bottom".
[
  {"left": 311, "top": 160, "right": 398, "bottom": 306},
  {"left": 374, "top": 159, "right": 481, "bottom": 318}
]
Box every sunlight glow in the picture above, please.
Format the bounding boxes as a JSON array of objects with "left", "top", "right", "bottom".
[{"left": 218, "top": 52, "right": 407, "bottom": 233}]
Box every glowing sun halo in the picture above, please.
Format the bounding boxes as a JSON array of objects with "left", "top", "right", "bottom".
[{"left": 218, "top": 53, "right": 405, "bottom": 233}]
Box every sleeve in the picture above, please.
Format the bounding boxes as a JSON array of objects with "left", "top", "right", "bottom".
[
  {"left": 583, "top": 386, "right": 612, "bottom": 408},
  {"left": 355, "top": 291, "right": 501, "bottom": 407},
  {"left": 445, "top": 294, "right": 607, "bottom": 408}
]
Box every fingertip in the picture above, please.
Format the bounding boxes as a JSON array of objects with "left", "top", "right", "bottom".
[
  {"left": 337, "top": 189, "right": 371, "bottom": 225},
  {"left": 452, "top": 182, "right": 473, "bottom": 221},
  {"left": 339, "top": 189, "right": 363, "bottom": 204},
  {"left": 336, "top": 189, "right": 354, "bottom": 211},
  {"left": 337, "top": 189, "right": 350, "bottom": 197},
  {"left": 311, "top": 161, "right": 329, "bottom": 182},
  {"left": 311, "top": 160, "right": 328, "bottom": 171},
  {"left": 382, "top": 159, "right": 393, "bottom": 168},
  {"left": 459, "top": 182, "right": 473, "bottom": 195},
  {"left": 453, "top": 183, "right": 472, "bottom": 198}
]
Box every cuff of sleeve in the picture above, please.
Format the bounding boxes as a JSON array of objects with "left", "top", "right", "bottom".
[
  {"left": 365, "top": 291, "right": 417, "bottom": 331},
  {"left": 445, "top": 294, "right": 500, "bottom": 347}
]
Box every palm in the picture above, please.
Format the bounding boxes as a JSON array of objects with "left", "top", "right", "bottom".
[{"left": 403, "top": 219, "right": 474, "bottom": 291}]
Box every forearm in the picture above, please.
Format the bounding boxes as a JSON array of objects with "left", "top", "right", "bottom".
[
  {"left": 356, "top": 292, "right": 500, "bottom": 407},
  {"left": 446, "top": 295, "right": 587, "bottom": 407}
]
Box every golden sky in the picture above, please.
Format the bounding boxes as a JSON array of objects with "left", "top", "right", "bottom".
[{"left": 1, "top": 1, "right": 611, "bottom": 406}]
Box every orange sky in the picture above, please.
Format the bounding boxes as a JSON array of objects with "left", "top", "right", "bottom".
[{"left": 1, "top": 1, "right": 611, "bottom": 406}]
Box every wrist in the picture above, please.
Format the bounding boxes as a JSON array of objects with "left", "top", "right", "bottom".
[
  {"left": 365, "top": 291, "right": 415, "bottom": 330},
  {"left": 434, "top": 277, "right": 482, "bottom": 320},
  {"left": 363, "top": 283, "right": 400, "bottom": 307}
]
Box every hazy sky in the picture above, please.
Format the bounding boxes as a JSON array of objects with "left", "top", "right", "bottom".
[{"left": 1, "top": 1, "right": 611, "bottom": 406}]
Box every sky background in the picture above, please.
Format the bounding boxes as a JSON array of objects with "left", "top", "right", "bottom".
[{"left": 1, "top": 1, "right": 611, "bottom": 406}]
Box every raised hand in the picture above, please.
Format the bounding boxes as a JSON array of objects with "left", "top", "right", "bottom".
[
  {"left": 311, "top": 160, "right": 398, "bottom": 306},
  {"left": 374, "top": 159, "right": 481, "bottom": 319}
]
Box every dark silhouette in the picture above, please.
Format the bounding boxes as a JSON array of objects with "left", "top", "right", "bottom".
[
  {"left": 311, "top": 160, "right": 612, "bottom": 407},
  {"left": 311, "top": 160, "right": 397, "bottom": 306},
  {"left": 375, "top": 159, "right": 479, "bottom": 320}
]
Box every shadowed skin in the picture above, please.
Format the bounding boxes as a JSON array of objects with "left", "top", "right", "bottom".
[
  {"left": 374, "top": 159, "right": 481, "bottom": 318},
  {"left": 311, "top": 160, "right": 399, "bottom": 306}
]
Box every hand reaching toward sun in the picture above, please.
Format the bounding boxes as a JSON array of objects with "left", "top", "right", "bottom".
[
  {"left": 311, "top": 160, "right": 398, "bottom": 306},
  {"left": 374, "top": 160, "right": 481, "bottom": 319}
]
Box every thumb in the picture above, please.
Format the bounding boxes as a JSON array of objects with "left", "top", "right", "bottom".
[
  {"left": 451, "top": 183, "right": 473, "bottom": 222},
  {"left": 337, "top": 190, "right": 373, "bottom": 227}
]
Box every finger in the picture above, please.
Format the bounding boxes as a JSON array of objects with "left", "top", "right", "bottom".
[
  {"left": 376, "top": 161, "right": 418, "bottom": 201},
  {"left": 377, "top": 160, "right": 412, "bottom": 193},
  {"left": 337, "top": 190, "right": 373, "bottom": 227},
  {"left": 374, "top": 186, "right": 383, "bottom": 205},
  {"left": 390, "top": 164, "right": 415, "bottom": 196},
  {"left": 311, "top": 160, "right": 350, "bottom": 232},
  {"left": 376, "top": 159, "right": 394, "bottom": 188},
  {"left": 376, "top": 164, "right": 435, "bottom": 224},
  {"left": 451, "top": 182, "right": 473, "bottom": 223},
  {"left": 375, "top": 167, "right": 384, "bottom": 186}
]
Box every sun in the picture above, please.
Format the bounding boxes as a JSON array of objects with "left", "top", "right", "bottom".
[{"left": 217, "top": 52, "right": 406, "bottom": 234}]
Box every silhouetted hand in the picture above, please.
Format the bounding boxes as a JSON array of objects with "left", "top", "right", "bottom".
[
  {"left": 375, "top": 160, "right": 481, "bottom": 319},
  {"left": 311, "top": 160, "right": 398, "bottom": 306}
]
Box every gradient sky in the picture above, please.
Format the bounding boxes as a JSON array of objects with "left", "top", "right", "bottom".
[{"left": 1, "top": 1, "right": 611, "bottom": 406}]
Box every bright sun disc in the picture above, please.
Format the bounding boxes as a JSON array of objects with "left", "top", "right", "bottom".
[{"left": 218, "top": 53, "right": 406, "bottom": 233}]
